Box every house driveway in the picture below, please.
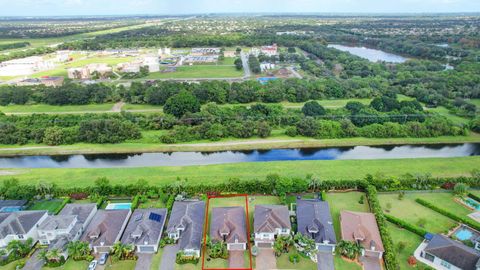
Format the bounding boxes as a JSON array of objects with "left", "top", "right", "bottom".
[
  {"left": 256, "top": 249, "right": 276, "bottom": 270},
  {"left": 317, "top": 251, "right": 334, "bottom": 270},
  {"left": 360, "top": 256, "right": 383, "bottom": 270},
  {"left": 135, "top": 253, "right": 153, "bottom": 270},
  {"left": 159, "top": 244, "right": 179, "bottom": 270},
  {"left": 23, "top": 249, "right": 44, "bottom": 270},
  {"left": 228, "top": 251, "right": 244, "bottom": 268}
]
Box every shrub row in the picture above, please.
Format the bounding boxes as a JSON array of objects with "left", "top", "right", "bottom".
[
  {"left": 365, "top": 185, "right": 398, "bottom": 270},
  {"left": 54, "top": 197, "right": 71, "bottom": 215},
  {"left": 384, "top": 214, "right": 428, "bottom": 237},
  {"left": 416, "top": 198, "right": 480, "bottom": 231},
  {"left": 468, "top": 192, "right": 480, "bottom": 202}
]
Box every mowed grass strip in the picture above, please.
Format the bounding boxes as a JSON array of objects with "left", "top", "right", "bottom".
[{"left": 1, "top": 156, "right": 478, "bottom": 188}]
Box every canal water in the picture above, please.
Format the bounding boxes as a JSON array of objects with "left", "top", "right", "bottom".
[
  {"left": 0, "top": 143, "right": 479, "bottom": 168},
  {"left": 328, "top": 44, "right": 408, "bottom": 63}
]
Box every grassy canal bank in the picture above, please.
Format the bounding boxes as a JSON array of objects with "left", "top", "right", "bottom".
[
  {"left": 0, "top": 133, "right": 479, "bottom": 156},
  {"left": 1, "top": 156, "right": 479, "bottom": 188}
]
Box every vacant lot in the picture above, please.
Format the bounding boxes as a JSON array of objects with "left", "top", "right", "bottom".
[{"left": 146, "top": 65, "right": 243, "bottom": 79}]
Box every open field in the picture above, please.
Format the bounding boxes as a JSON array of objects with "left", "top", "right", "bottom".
[
  {"left": 0, "top": 103, "right": 115, "bottom": 113},
  {"left": 1, "top": 156, "right": 479, "bottom": 187},
  {"left": 145, "top": 65, "right": 243, "bottom": 79}
]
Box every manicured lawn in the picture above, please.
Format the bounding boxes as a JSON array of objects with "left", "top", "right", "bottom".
[
  {"left": 139, "top": 199, "right": 166, "bottom": 209},
  {"left": 387, "top": 222, "right": 427, "bottom": 270},
  {"left": 334, "top": 254, "right": 362, "bottom": 270},
  {"left": 276, "top": 248, "right": 317, "bottom": 270},
  {"left": 42, "top": 260, "right": 89, "bottom": 270},
  {"left": 104, "top": 259, "right": 137, "bottom": 270},
  {"left": 145, "top": 65, "right": 243, "bottom": 79},
  {"left": 325, "top": 192, "right": 370, "bottom": 240},
  {"left": 0, "top": 103, "right": 114, "bottom": 114},
  {"left": 378, "top": 192, "right": 457, "bottom": 234},
  {"left": 2, "top": 156, "right": 480, "bottom": 188},
  {"left": 27, "top": 199, "right": 64, "bottom": 214},
  {"left": 2, "top": 258, "right": 27, "bottom": 270}
]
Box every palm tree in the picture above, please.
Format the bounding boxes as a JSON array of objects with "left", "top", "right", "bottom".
[
  {"left": 111, "top": 242, "right": 134, "bottom": 261},
  {"left": 67, "top": 241, "right": 90, "bottom": 260},
  {"left": 307, "top": 174, "right": 321, "bottom": 192},
  {"left": 337, "top": 240, "right": 361, "bottom": 260},
  {"left": 6, "top": 238, "right": 32, "bottom": 259},
  {"left": 46, "top": 249, "right": 61, "bottom": 263},
  {"left": 37, "top": 249, "right": 48, "bottom": 261}
]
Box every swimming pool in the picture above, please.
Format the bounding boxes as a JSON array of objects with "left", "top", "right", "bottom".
[
  {"left": 257, "top": 77, "right": 278, "bottom": 85},
  {"left": 0, "top": 206, "right": 22, "bottom": 212},
  {"left": 455, "top": 228, "right": 474, "bottom": 241},
  {"left": 465, "top": 198, "right": 480, "bottom": 210},
  {"left": 105, "top": 203, "right": 132, "bottom": 210}
]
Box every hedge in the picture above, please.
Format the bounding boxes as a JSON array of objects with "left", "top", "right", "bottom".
[
  {"left": 385, "top": 214, "right": 428, "bottom": 237},
  {"left": 53, "top": 197, "right": 71, "bottom": 215},
  {"left": 416, "top": 198, "right": 480, "bottom": 231},
  {"left": 468, "top": 193, "right": 480, "bottom": 202},
  {"left": 131, "top": 194, "right": 140, "bottom": 210},
  {"left": 366, "top": 185, "right": 399, "bottom": 270}
]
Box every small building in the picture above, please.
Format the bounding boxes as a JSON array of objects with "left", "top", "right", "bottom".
[
  {"left": 16, "top": 76, "right": 64, "bottom": 87},
  {"left": 191, "top": 48, "right": 221, "bottom": 56},
  {"left": 260, "top": 62, "right": 275, "bottom": 72},
  {"left": 418, "top": 234, "right": 480, "bottom": 270},
  {"left": 254, "top": 205, "right": 291, "bottom": 248},
  {"left": 210, "top": 207, "right": 247, "bottom": 251},
  {"left": 0, "top": 211, "right": 49, "bottom": 250},
  {"left": 158, "top": 47, "right": 172, "bottom": 57},
  {"left": 121, "top": 208, "right": 167, "bottom": 253},
  {"left": 37, "top": 203, "right": 97, "bottom": 249},
  {"left": 261, "top": 44, "right": 278, "bottom": 57},
  {"left": 142, "top": 56, "right": 160, "bottom": 72},
  {"left": 80, "top": 209, "right": 131, "bottom": 253},
  {"left": 0, "top": 200, "right": 28, "bottom": 212},
  {"left": 297, "top": 199, "right": 336, "bottom": 253},
  {"left": 166, "top": 201, "right": 205, "bottom": 257},
  {"left": 67, "top": 63, "right": 112, "bottom": 80},
  {"left": 0, "top": 56, "right": 54, "bottom": 76},
  {"left": 224, "top": 51, "right": 236, "bottom": 58},
  {"left": 117, "top": 62, "right": 141, "bottom": 73},
  {"left": 340, "top": 211, "right": 384, "bottom": 259}
]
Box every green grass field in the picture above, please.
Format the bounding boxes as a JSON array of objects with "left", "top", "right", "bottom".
[
  {"left": 387, "top": 222, "right": 426, "bottom": 269},
  {"left": 27, "top": 199, "right": 64, "bottom": 213},
  {"left": 426, "top": 106, "right": 471, "bottom": 125},
  {"left": 42, "top": 260, "right": 89, "bottom": 270},
  {"left": 145, "top": 65, "right": 243, "bottom": 79},
  {"left": 0, "top": 103, "right": 114, "bottom": 113},
  {"left": 1, "top": 156, "right": 479, "bottom": 188}
]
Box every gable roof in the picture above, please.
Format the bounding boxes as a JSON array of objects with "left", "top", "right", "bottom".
[
  {"left": 254, "top": 205, "right": 291, "bottom": 233},
  {"left": 425, "top": 234, "right": 480, "bottom": 270},
  {"left": 121, "top": 208, "right": 167, "bottom": 246},
  {"left": 0, "top": 210, "right": 48, "bottom": 238},
  {"left": 58, "top": 203, "right": 96, "bottom": 224},
  {"left": 38, "top": 215, "right": 76, "bottom": 231},
  {"left": 167, "top": 201, "right": 205, "bottom": 251},
  {"left": 340, "top": 211, "right": 384, "bottom": 252},
  {"left": 296, "top": 199, "right": 336, "bottom": 245},
  {"left": 80, "top": 209, "right": 130, "bottom": 247},
  {"left": 210, "top": 207, "right": 247, "bottom": 244},
  {"left": 0, "top": 200, "right": 27, "bottom": 209}
]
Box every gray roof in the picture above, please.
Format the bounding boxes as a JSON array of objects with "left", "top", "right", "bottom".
[
  {"left": 80, "top": 210, "right": 130, "bottom": 247},
  {"left": 425, "top": 234, "right": 480, "bottom": 270},
  {"left": 121, "top": 209, "right": 167, "bottom": 246},
  {"left": 167, "top": 201, "right": 205, "bottom": 251},
  {"left": 0, "top": 211, "right": 48, "bottom": 238},
  {"left": 59, "top": 203, "right": 97, "bottom": 224},
  {"left": 296, "top": 199, "right": 336, "bottom": 245},
  {"left": 38, "top": 215, "right": 76, "bottom": 231},
  {"left": 210, "top": 207, "right": 247, "bottom": 244},
  {"left": 254, "top": 205, "right": 291, "bottom": 233},
  {"left": 0, "top": 200, "right": 27, "bottom": 209}
]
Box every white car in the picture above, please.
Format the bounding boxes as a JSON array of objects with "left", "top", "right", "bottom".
[{"left": 88, "top": 260, "right": 98, "bottom": 270}]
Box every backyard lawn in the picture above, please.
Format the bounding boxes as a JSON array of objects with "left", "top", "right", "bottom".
[
  {"left": 27, "top": 199, "right": 65, "bottom": 214},
  {"left": 42, "top": 260, "right": 89, "bottom": 270},
  {"left": 387, "top": 222, "right": 428, "bottom": 270},
  {"left": 378, "top": 192, "right": 459, "bottom": 234},
  {"left": 139, "top": 198, "right": 165, "bottom": 209}
]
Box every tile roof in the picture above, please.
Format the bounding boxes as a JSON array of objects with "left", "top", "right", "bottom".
[
  {"left": 0, "top": 200, "right": 27, "bottom": 209},
  {"left": 296, "top": 199, "right": 336, "bottom": 245},
  {"left": 121, "top": 208, "right": 167, "bottom": 246},
  {"left": 210, "top": 207, "right": 247, "bottom": 244},
  {"left": 0, "top": 211, "right": 48, "bottom": 238},
  {"left": 254, "top": 205, "right": 291, "bottom": 233},
  {"left": 425, "top": 234, "right": 480, "bottom": 270},
  {"left": 340, "top": 211, "right": 384, "bottom": 252},
  {"left": 80, "top": 209, "right": 130, "bottom": 247},
  {"left": 166, "top": 201, "right": 205, "bottom": 251}
]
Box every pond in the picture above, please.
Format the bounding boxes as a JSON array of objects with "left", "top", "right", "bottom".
[
  {"left": 0, "top": 143, "right": 479, "bottom": 169},
  {"left": 328, "top": 44, "right": 408, "bottom": 63}
]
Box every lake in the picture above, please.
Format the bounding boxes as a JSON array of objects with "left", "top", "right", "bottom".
[
  {"left": 328, "top": 44, "right": 408, "bottom": 63},
  {"left": 0, "top": 143, "right": 478, "bottom": 168}
]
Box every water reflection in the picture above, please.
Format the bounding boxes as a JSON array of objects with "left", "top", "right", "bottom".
[
  {"left": 0, "top": 143, "right": 478, "bottom": 169},
  {"left": 328, "top": 44, "right": 408, "bottom": 63}
]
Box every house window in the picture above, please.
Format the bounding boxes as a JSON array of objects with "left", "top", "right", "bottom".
[
  {"left": 18, "top": 235, "right": 24, "bottom": 239},
  {"left": 440, "top": 260, "right": 451, "bottom": 269},
  {"left": 423, "top": 252, "right": 435, "bottom": 262},
  {"left": 281, "top": 229, "right": 288, "bottom": 233}
]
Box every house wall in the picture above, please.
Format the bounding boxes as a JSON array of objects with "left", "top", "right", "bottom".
[
  {"left": 183, "top": 248, "right": 200, "bottom": 258},
  {"left": 421, "top": 252, "right": 462, "bottom": 270},
  {"left": 0, "top": 212, "right": 48, "bottom": 248}
]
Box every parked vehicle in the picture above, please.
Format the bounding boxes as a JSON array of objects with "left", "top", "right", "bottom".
[
  {"left": 99, "top": 253, "right": 108, "bottom": 265},
  {"left": 88, "top": 260, "right": 97, "bottom": 270}
]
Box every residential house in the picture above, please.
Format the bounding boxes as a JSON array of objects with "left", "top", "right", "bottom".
[
  {"left": 340, "top": 211, "right": 384, "bottom": 259},
  {"left": 419, "top": 234, "right": 480, "bottom": 270},
  {"left": 210, "top": 207, "right": 247, "bottom": 251},
  {"left": 254, "top": 205, "right": 291, "bottom": 248},
  {"left": 166, "top": 201, "right": 205, "bottom": 257},
  {"left": 37, "top": 203, "right": 97, "bottom": 257},
  {"left": 80, "top": 209, "right": 131, "bottom": 253},
  {"left": 0, "top": 211, "right": 48, "bottom": 250},
  {"left": 296, "top": 199, "right": 337, "bottom": 253},
  {"left": 121, "top": 208, "right": 167, "bottom": 253},
  {"left": 260, "top": 62, "right": 275, "bottom": 72},
  {"left": 0, "top": 200, "right": 27, "bottom": 212},
  {"left": 261, "top": 44, "right": 278, "bottom": 57},
  {"left": 67, "top": 63, "right": 112, "bottom": 80}
]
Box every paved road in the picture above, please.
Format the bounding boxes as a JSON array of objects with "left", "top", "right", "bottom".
[
  {"left": 256, "top": 249, "right": 276, "bottom": 270},
  {"left": 159, "top": 244, "right": 179, "bottom": 270},
  {"left": 23, "top": 250, "right": 44, "bottom": 270},
  {"left": 240, "top": 51, "right": 251, "bottom": 78},
  {"left": 317, "top": 252, "right": 334, "bottom": 270},
  {"left": 135, "top": 253, "right": 153, "bottom": 270}
]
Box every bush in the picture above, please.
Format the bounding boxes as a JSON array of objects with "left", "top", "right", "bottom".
[
  {"left": 285, "top": 126, "right": 298, "bottom": 137},
  {"left": 288, "top": 253, "right": 300, "bottom": 264},
  {"left": 69, "top": 192, "right": 88, "bottom": 200},
  {"left": 385, "top": 214, "right": 428, "bottom": 237},
  {"left": 131, "top": 194, "right": 140, "bottom": 210},
  {"left": 176, "top": 252, "right": 199, "bottom": 265},
  {"left": 468, "top": 193, "right": 480, "bottom": 202},
  {"left": 416, "top": 198, "right": 480, "bottom": 231}
]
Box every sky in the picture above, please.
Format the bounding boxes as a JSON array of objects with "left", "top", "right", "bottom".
[{"left": 0, "top": 0, "right": 479, "bottom": 16}]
